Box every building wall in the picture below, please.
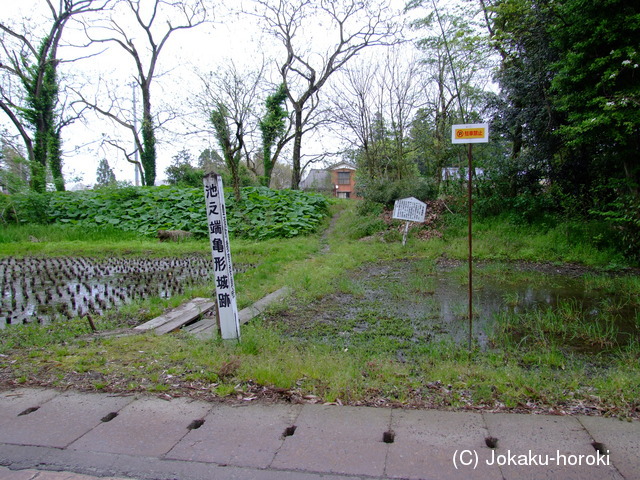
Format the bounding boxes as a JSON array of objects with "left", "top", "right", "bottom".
[{"left": 330, "top": 168, "right": 358, "bottom": 199}]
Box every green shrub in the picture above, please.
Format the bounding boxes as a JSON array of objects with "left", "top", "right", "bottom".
[
  {"left": 0, "top": 186, "right": 329, "bottom": 240},
  {"left": 590, "top": 193, "right": 640, "bottom": 263},
  {"left": 226, "top": 187, "right": 329, "bottom": 240},
  {"left": 356, "top": 177, "right": 437, "bottom": 207},
  {"left": 0, "top": 192, "right": 50, "bottom": 224}
]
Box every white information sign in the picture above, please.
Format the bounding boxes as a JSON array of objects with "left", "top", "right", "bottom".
[
  {"left": 393, "top": 197, "right": 427, "bottom": 223},
  {"left": 451, "top": 123, "right": 490, "bottom": 144},
  {"left": 204, "top": 173, "right": 240, "bottom": 340}
]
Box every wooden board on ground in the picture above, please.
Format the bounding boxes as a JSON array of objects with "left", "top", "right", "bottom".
[
  {"left": 183, "top": 317, "right": 218, "bottom": 334},
  {"left": 189, "top": 287, "right": 292, "bottom": 340},
  {"left": 238, "top": 286, "right": 291, "bottom": 325},
  {"left": 134, "top": 297, "right": 216, "bottom": 335}
]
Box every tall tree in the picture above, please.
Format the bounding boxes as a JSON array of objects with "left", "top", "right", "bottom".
[
  {"left": 0, "top": 0, "right": 107, "bottom": 192},
  {"left": 330, "top": 50, "right": 423, "bottom": 182},
  {"left": 82, "top": 0, "right": 207, "bottom": 186},
  {"left": 259, "top": 83, "right": 290, "bottom": 187},
  {"left": 409, "top": 0, "right": 495, "bottom": 185},
  {"left": 199, "top": 62, "right": 263, "bottom": 199},
  {"left": 481, "top": 0, "right": 562, "bottom": 197},
  {"left": 551, "top": 0, "right": 640, "bottom": 200},
  {"left": 95, "top": 158, "right": 116, "bottom": 186},
  {"left": 253, "top": 0, "right": 401, "bottom": 189}
]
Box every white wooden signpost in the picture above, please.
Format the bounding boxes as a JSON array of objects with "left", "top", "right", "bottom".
[
  {"left": 392, "top": 197, "right": 427, "bottom": 246},
  {"left": 451, "top": 123, "right": 489, "bottom": 349},
  {"left": 203, "top": 172, "right": 240, "bottom": 340}
]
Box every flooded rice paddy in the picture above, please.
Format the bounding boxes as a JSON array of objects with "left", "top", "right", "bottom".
[
  {"left": 273, "top": 259, "right": 639, "bottom": 353},
  {"left": 0, "top": 255, "right": 251, "bottom": 327},
  {"left": 1, "top": 254, "right": 638, "bottom": 355}
]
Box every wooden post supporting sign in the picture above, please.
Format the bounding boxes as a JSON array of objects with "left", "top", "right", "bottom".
[
  {"left": 203, "top": 172, "right": 240, "bottom": 340},
  {"left": 392, "top": 197, "right": 427, "bottom": 246}
]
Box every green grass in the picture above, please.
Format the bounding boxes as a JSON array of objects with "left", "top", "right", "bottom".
[
  {"left": 442, "top": 215, "right": 628, "bottom": 267},
  {"left": 0, "top": 201, "right": 639, "bottom": 418}
]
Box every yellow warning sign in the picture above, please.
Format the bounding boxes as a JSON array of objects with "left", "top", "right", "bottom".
[
  {"left": 451, "top": 123, "right": 489, "bottom": 144},
  {"left": 455, "top": 128, "right": 485, "bottom": 139}
]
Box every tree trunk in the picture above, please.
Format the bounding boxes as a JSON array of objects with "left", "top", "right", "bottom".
[
  {"left": 230, "top": 159, "right": 242, "bottom": 201},
  {"left": 31, "top": 122, "right": 48, "bottom": 193},
  {"left": 290, "top": 109, "right": 303, "bottom": 190},
  {"left": 49, "top": 129, "right": 65, "bottom": 191},
  {"left": 141, "top": 85, "right": 156, "bottom": 186},
  {"left": 262, "top": 151, "right": 274, "bottom": 188}
]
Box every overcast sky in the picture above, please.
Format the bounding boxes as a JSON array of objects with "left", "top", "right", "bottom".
[{"left": 1, "top": 0, "right": 422, "bottom": 188}]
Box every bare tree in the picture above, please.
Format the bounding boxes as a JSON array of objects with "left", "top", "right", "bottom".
[
  {"left": 198, "top": 61, "right": 264, "bottom": 200},
  {"left": 0, "top": 0, "right": 109, "bottom": 192},
  {"left": 329, "top": 49, "right": 424, "bottom": 180},
  {"left": 329, "top": 60, "right": 382, "bottom": 178},
  {"left": 409, "top": 0, "right": 494, "bottom": 183},
  {"left": 81, "top": 0, "right": 207, "bottom": 186},
  {"left": 253, "top": 0, "right": 402, "bottom": 189}
]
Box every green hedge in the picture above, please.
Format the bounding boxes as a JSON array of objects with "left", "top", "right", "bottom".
[{"left": 0, "top": 186, "right": 329, "bottom": 240}]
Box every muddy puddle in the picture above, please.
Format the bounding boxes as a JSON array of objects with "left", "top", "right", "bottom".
[
  {"left": 0, "top": 255, "right": 252, "bottom": 327},
  {"left": 275, "top": 259, "right": 639, "bottom": 353}
]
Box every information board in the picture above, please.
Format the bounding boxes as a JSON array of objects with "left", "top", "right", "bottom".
[{"left": 392, "top": 197, "right": 427, "bottom": 223}]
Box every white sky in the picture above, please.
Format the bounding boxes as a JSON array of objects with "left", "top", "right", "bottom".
[{"left": 0, "top": 0, "right": 437, "bottom": 188}]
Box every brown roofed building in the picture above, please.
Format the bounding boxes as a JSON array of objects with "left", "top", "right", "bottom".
[{"left": 300, "top": 161, "right": 359, "bottom": 199}]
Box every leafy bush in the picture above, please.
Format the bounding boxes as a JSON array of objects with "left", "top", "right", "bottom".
[
  {"left": 0, "top": 186, "right": 329, "bottom": 240},
  {"left": 356, "top": 177, "right": 437, "bottom": 207},
  {"left": 226, "top": 187, "right": 329, "bottom": 240},
  {"left": 0, "top": 191, "right": 51, "bottom": 224},
  {"left": 590, "top": 193, "right": 640, "bottom": 263},
  {"left": 475, "top": 189, "right": 558, "bottom": 225}
]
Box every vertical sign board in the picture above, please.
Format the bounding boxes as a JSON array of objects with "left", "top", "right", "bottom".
[
  {"left": 392, "top": 197, "right": 427, "bottom": 246},
  {"left": 451, "top": 123, "right": 489, "bottom": 349},
  {"left": 203, "top": 173, "right": 240, "bottom": 340}
]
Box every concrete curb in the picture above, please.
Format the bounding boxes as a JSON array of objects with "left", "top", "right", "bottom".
[{"left": 0, "top": 388, "right": 637, "bottom": 480}]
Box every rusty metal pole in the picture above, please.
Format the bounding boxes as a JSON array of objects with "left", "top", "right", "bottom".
[{"left": 467, "top": 143, "right": 473, "bottom": 350}]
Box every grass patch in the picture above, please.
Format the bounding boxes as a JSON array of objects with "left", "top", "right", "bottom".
[{"left": 0, "top": 201, "right": 638, "bottom": 418}]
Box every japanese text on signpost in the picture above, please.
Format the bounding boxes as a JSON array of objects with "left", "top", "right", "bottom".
[{"left": 204, "top": 173, "right": 240, "bottom": 340}]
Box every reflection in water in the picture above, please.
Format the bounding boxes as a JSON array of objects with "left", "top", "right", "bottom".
[{"left": 358, "top": 263, "right": 638, "bottom": 350}]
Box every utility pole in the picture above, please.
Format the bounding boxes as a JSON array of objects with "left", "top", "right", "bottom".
[{"left": 132, "top": 83, "right": 140, "bottom": 186}]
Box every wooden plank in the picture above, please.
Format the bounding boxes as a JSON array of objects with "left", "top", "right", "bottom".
[
  {"left": 239, "top": 286, "right": 291, "bottom": 325},
  {"left": 183, "top": 318, "right": 218, "bottom": 334},
  {"left": 154, "top": 301, "right": 215, "bottom": 335},
  {"left": 185, "top": 287, "right": 293, "bottom": 340},
  {"left": 134, "top": 298, "right": 215, "bottom": 334}
]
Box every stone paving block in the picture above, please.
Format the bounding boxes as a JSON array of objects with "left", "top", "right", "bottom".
[
  {"left": 483, "top": 413, "right": 623, "bottom": 480},
  {"left": 578, "top": 416, "right": 640, "bottom": 480},
  {"left": 0, "top": 466, "right": 38, "bottom": 480},
  {"left": 0, "top": 392, "right": 134, "bottom": 448},
  {"left": 386, "top": 409, "right": 502, "bottom": 480},
  {"left": 270, "top": 404, "right": 391, "bottom": 477},
  {"left": 29, "top": 472, "right": 114, "bottom": 480},
  {"left": 68, "top": 396, "right": 212, "bottom": 457},
  {"left": 0, "top": 389, "right": 60, "bottom": 428},
  {"left": 167, "top": 403, "right": 301, "bottom": 468}
]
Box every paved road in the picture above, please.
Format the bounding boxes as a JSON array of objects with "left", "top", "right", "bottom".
[{"left": 0, "top": 388, "right": 638, "bottom": 480}]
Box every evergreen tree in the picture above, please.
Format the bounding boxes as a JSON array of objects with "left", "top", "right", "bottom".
[
  {"left": 165, "top": 149, "right": 203, "bottom": 188},
  {"left": 95, "top": 159, "right": 116, "bottom": 187}
]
